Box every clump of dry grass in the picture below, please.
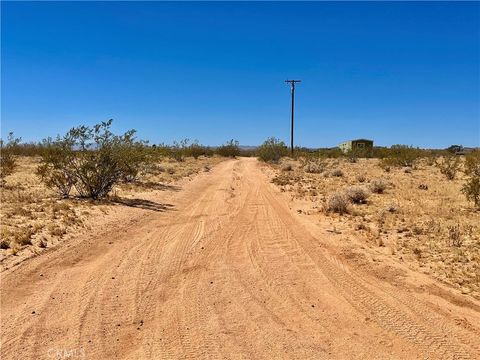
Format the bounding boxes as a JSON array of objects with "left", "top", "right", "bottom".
[
  {"left": 303, "top": 162, "right": 323, "bottom": 174},
  {"left": 370, "top": 179, "right": 387, "bottom": 194},
  {"left": 326, "top": 192, "right": 348, "bottom": 214},
  {"left": 356, "top": 174, "right": 366, "bottom": 183},
  {"left": 331, "top": 169, "right": 344, "bottom": 177},
  {"left": 346, "top": 186, "right": 369, "bottom": 204},
  {"left": 447, "top": 224, "right": 463, "bottom": 247},
  {"left": 47, "top": 224, "right": 66, "bottom": 237}
]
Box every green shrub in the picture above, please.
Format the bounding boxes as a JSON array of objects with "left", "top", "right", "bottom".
[
  {"left": 216, "top": 139, "right": 240, "bottom": 158},
  {"left": 380, "top": 145, "right": 422, "bottom": 168},
  {"left": 170, "top": 139, "right": 188, "bottom": 161},
  {"left": 0, "top": 133, "right": 21, "bottom": 185},
  {"left": 37, "top": 120, "right": 149, "bottom": 199},
  {"left": 256, "top": 137, "right": 288, "bottom": 163},
  {"left": 347, "top": 147, "right": 372, "bottom": 161},
  {"left": 36, "top": 138, "right": 76, "bottom": 198},
  {"left": 185, "top": 140, "right": 212, "bottom": 159}
]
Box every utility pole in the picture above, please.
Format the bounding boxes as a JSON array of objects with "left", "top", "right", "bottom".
[{"left": 285, "top": 79, "right": 301, "bottom": 155}]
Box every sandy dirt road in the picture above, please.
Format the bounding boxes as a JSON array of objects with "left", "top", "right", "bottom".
[{"left": 1, "top": 158, "right": 480, "bottom": 359}]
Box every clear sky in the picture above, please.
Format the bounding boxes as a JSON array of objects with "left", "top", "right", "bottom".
[{"left": 1, "top": 1, "right": 479, "bottom": 148}]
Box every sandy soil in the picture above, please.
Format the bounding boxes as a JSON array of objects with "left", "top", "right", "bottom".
[
  {"left": 1, "top": 158, "right": 479, "bottom": 359},
  {"left": 267, "top": 157, "right": 480, "bottom": 299}
]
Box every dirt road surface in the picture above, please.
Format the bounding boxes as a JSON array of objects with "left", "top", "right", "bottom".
[{"left": 2, "top": 158, "right": 480, "bottom": 359}]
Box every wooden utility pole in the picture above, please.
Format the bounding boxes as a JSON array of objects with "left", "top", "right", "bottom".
[{"left": 285, "top": 80, "right": 301, "bottom": 155}]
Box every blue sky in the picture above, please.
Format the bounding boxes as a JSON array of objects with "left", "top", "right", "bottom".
[{"left": 1, "top": 1, "right": 479, "bottom": 148}]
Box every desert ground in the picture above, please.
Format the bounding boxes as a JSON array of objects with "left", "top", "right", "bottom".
[
  {"left": 1, "top": 157, "right": 480, "bottom": 359},
  {"left": 0, "top": 156, "right": 223, "bottom": 269}
]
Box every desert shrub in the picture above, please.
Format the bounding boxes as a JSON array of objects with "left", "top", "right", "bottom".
[
  {"left": 462, "top": 151, "right": 480, "bottom": 209},
  {"left": 170, "top": 139, "right": 212, "bottom": 160},
  {"left": 316, "top": 148, "right": 344, "bottom": 159},
  {"left": 117, "top": 142, "right": 151, "bottom": 183},
  {"left": 37, "top": 120, "right": 149, "bottom": 199},
  {"left": 464, "top": 151, "right": 480, "bottom": 176},
  {"left": 0, "top": 132, "right": 21, "bottom": 184},
  {"left": 447, "top": 224, "right": 463, "bottom": 247},
  {"left": 256, "top": 137, "right": 288, "bottom": 163},
  {"left": 347, "top": 147, "right": 372, "bottom": 162},
  {"left": 151, "top": 143, "right": 172, "bottom": 158},
  {"left": 356, "top": 174, "right": 366, "bottom": 183},
  {"left": 0, "top": 238, "right": 10, "bottom": 249},
  {"left": 346, "top": 186, "right": 369, "bottom": 204},
  {"left": 326, "top": 192, "right": 348, "bottom": 214},
  {"left": 187, "top": 140, "right": 212, "bottom": 159},
  {"left": 170, "top": 139, "right": 188, "bottom": 161},
  {"left": 7, "top": 141, "right": 46, "bottom": 156},
  {"left": 331, "top": 169, "right": 344, "bottom": 177},
  {"left": 216, "top": 139, "right": 240, "bottom": 158},
  {"left": 436, "top": 155, "right": 461, "bottom": 180},
  {"left": 380, "top": 145, "right": 421, "bottom": 168},
  {"left": 370, "top": 179, "right": 387, "bottom": 194},
  {"left": 36, "top": 139, "right": 76, "bottom": 198},
  {"left": 16, "top": 227, "right": 33, "bottom": 246},
  {"left": 299, "top": 156, "right": 325, "bottom": 174}
]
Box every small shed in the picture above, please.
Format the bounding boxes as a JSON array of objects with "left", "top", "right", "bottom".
[{"left": 339, "top": 139, "right": 373, "bottom": 153}]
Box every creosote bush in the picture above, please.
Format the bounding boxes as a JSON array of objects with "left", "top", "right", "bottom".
[
  {"left": 462, "top": 151, "right": 480, "bottom": 209},
  {"left": 169, "top": 139, "right": 212, "bottom": 161},
  {"left": 436, "top": 155, "right": 461, "bottom": 180},
  {"left": 216, "top": 139, "right": 240, "bottom": 158},
  {"left": 37, "top": 120, "right": 150, "bottom": 199},
  {"left": 0, "top": 132, "right": 21, "bottom": 185},
  {"left": 256, "top": 137, "right": 288, "bottom": 163},
  {"left": 380, "top": 145, "right": 421, "bottom": 168},
  {"left": 326, "top": 192, "right": 348, "bottom": 214}
]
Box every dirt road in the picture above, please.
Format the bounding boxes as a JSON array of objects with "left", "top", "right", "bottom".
[{"left": 2, "top": 158, "right": 480, "bottom": 359}]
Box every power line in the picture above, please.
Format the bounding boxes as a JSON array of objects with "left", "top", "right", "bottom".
[{"left": 285, "top": 79, "right": 301, "bottom": 155}]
